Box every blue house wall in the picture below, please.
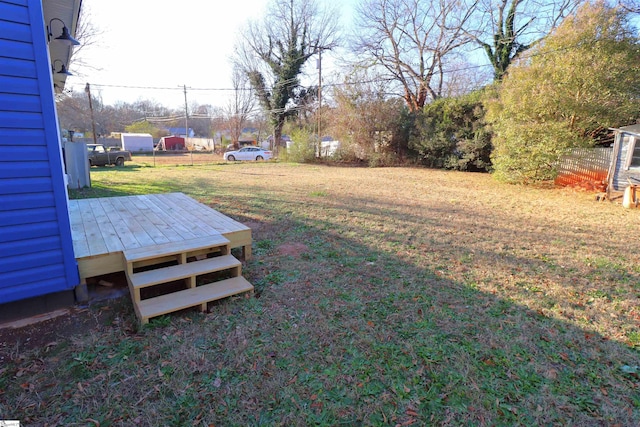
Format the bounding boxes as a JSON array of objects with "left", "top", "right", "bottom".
[{"left": 0, "top": 0, "right": 80, "bottom": 304}]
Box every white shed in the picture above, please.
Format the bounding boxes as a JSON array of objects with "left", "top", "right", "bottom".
[{"left": 121, "top": 133, "right": 153, "bottom": 152}]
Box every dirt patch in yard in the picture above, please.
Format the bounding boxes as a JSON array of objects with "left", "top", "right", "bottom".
[
  {"left": 276, "top": 242, "right": 309, "bottom": 257},
  {"left": 0, "top": 305, "right": 108, "bottom": 356},
  {"left": 0, "top": 274, "right": 131, "bottom": 355}
]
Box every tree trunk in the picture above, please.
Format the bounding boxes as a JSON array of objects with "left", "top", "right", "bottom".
[{"left": 272, "top": 116, "right": 285, "bottom": 154}]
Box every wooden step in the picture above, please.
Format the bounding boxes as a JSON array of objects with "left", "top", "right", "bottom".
[
  {"left": 128, "top": 255, "right": 240, "bottom": 290},
  {"left": 137, "top": 276, "right": 254, "bottom": 323},
  {"left": 123, "top": 235, "right": 229, "bottom": 264}
]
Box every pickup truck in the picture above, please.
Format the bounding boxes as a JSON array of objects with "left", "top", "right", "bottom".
[{"left": 87, "top": 144, "right": 132, "bottom": 167}]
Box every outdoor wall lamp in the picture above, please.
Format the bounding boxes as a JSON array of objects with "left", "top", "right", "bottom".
[
  {"left": 47, "top": 17, "right": 80, "bottom": 46},
  {"left": 52, "top": 59, "right": 73, "bottom": 76}
]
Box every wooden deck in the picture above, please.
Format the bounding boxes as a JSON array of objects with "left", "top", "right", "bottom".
[{"left": 69, "top": 193, "right": 252, "bottom": 281}]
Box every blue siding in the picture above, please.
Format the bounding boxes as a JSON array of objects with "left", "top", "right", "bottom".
[
  {"left": 0, "top": 206, "right": 57, "bottom": 226},
  {"left": 0, "top": 75, "right": 40, "bottom": 95},
  {"left": 1, "top": 177, "right": 54, "bottom": 193},
  {"left": 0, "top": 128, "right": 47, "bottom": 145},
  {"left": 0, "top": 0, "right": 80, "bottom": 304},
  {"left": 0, "top": 3, "right": 29, "bottom": 24},
  {"left": 0, "top": 275, "right": 70, "bottom": 303},
  {"left": 0, "top": 57, "right": 39, "bottom": 79},
  {"left": 0, "top": 93, "right": 42, "bottom": 112},
  {"left": 0, "top": 221, "right": 60, "bottom": 245},
  {"left": 0, "top": 161, "right": 51, "bottom": 178},
  {"left": 0, "top": 19, "right": 32, "bottom": 42},
  {"left": 2, "top": 249, "right": 64, "bottom": 274},
  {"left": 0, "top": 235, "right": 62, "bottom": 257},
  {"left": 0, "top": 111, "right": 44, "bottom": 128},
  {"left": 0, "top": 192, "right": 54, "bottom": 210},
  {"left": 0, "top": 39, "right": 34, "bottom": 60}
]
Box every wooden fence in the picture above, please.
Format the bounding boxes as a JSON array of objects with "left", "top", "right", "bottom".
[{"left": 555, "top": 147, "right": 612, "bottom": 191}]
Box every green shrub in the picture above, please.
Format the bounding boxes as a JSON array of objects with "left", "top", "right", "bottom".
[{"left": 410, "top": 91, "right": 492, "bottom": 172}]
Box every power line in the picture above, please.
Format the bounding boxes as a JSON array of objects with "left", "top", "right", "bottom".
[{"left": 86, "top": 37, "right": 616, "bottom": 108}]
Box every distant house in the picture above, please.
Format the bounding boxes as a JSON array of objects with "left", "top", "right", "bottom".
[
  {"left": 0, "top": 0, "right": 82, "bottom": 320},
  {"left": 261, "top": 134, "right": 291, "bottom": 149},
  {"left": 167, "top": 127, "right": 195, "bottom": 138}
]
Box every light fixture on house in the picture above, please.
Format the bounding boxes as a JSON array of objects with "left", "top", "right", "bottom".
[
  {"left": 47, "top": 18, "right": 80, "bottom": 46},
  {"left": 52, "top": 59, "right": 73, "bottom": 76}
]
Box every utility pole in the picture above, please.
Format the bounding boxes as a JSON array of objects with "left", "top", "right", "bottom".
[
  {"left": 85, "top": 83, "right": 97, "bottom": 145},
  {"left": 317, "top": 49, "right": 322, "bottom": 158},
  {"left": 183, "top": 84, "right": 192, "bottom": 165},
  {"left": 183, "top": 84, "right": 189, "bottom": 140}
]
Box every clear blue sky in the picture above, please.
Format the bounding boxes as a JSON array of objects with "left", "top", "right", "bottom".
[{"left": 65, "top": 0, "right": 355, "bottom": 110}]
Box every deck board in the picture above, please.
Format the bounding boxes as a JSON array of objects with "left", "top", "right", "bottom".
[
  {"left": 138, "top": 194, "right": 200, "bottom": 241},
  {"left": 135, "top": 195, "right": 191, "bottom": 242},
  {"left": 69, "top": 193, "right": 252, "bottom": 279},
  {"left": 121, "top": 197, "right": 172, "bottom": 245},
  {"left": 79, "top": 199, "right": 108, "bottom": 256},
  {"left": 172, "top": 193, "right": 244, "bottom": 231},
  {"left": 88, "top": 199, "right": 122, "bottom": 253},
  {"left": 68, "top": 201, "right": 90, "bottom": 258},
  {"left": 154, "top": 193, "right": 228, "bottom": 237},
  {"left": 97, "top": 198, "right": 142, "bottom": 250},
  {"left": 109, "top": 197, "right": 157, "bottom": 248}
]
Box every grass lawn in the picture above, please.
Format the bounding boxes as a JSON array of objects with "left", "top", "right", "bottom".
[{"left": 1, "top": 160, "right": 639, "bottom": 426}]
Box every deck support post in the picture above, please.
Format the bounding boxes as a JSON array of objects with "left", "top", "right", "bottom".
[{"left": 74, "top": 281, "right": 89, "bottom": 303}]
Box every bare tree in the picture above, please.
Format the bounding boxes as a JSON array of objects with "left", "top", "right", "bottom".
[
  {"left": 468, "top": 0, "right": 583, "bottom": 80},
  {"left": 68, "top": 5, "right": 103, "bottom": 76},
  {"left": 328, "top": 68, "right": 405, "bottom": 159},
  {"left": 353, "top": 0, "right": 477, "bottom": 112},
  {"left": 236, "top": 0, "right": 339, "bottom": 151},
  {"left": 618, "top": 0, "right": 640, "bottom": 12},
  {"left": 224, "top": 66, "right": 255, "bottom": 148}
]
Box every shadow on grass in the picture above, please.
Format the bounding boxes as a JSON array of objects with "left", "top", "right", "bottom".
[{"left": 231, "top": 197, "right": 639, "bottom": 426}]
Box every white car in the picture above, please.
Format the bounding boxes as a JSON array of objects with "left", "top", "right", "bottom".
[{"left": 224, "top": 147, "right": 273, "bottom": 161}]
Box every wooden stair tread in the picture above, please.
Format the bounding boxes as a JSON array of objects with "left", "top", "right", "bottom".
[
  {"left": 123, "top": 235, "right": 229, "bottom": 263},
  {"left": 129, "top": 255, "right": 240, "bottom": 289},
  {"left": 138, "top": 276, "right": 254, "bottom": 320}
]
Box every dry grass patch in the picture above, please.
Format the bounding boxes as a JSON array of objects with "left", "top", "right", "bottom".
[{"left": 1, "top": 163, "right": 639, "bottom": 426}]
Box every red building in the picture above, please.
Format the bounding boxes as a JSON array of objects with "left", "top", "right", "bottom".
[{"left": 158, "top": 136, "right": 185, "bottom": 150}]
